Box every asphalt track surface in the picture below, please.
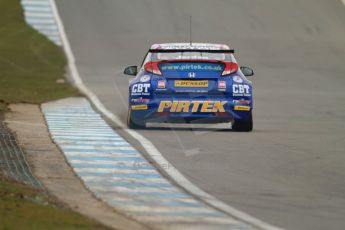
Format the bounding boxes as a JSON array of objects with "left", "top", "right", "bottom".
[{"left": 55, "top": 1, "right": 345, "bottom": 229}]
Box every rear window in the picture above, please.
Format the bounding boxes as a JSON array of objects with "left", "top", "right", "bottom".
[
  {"left": 142, "top": 51, "right": 236, "bottom": 66},
  {"left": 156, "top": 52, "right": 229, "bottom": 61}
]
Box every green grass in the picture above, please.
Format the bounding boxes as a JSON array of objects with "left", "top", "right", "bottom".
[
  {"left": 0, "top": 176, "right": 107, "bottom": 230},
  {"left": 0, "top": 0, "right": 79, "bottom": 111},
  {"left": 0, "top": 1, "right": 105, "bottom": 229}
]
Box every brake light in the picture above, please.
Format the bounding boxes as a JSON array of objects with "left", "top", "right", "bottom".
[
  {"left": 144, "top": 61, "right": 162, "bottom": 75},
  {"left": 222, "top": 62, "right": 238, "bottom": 76}
]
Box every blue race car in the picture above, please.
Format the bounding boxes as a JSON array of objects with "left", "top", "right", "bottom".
[{"left": 124, "top": 43, "right": 254, "bottom": 131}]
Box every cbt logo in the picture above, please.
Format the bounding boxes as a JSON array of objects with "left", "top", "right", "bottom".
[
  {"left": 232, "top": 84, "right": 251, "bottom": 96},
  {"left": 131, "top": 84, "right": 150, "bottom": 96}
]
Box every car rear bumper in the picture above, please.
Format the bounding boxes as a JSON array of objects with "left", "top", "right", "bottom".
[{"left": 130, "top": 98, "right": 252, "bottom": 123}]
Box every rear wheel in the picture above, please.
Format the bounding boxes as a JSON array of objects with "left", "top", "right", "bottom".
[
  {"left": 127, "top": 109, "right": 146, "bottom": 129},
  {"left": 232, "top": 112, "right": 253, "bottom": 132}
]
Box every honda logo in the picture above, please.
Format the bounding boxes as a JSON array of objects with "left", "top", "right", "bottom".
[{"left": 188, "top": 72, "right": 196, "bottom": 78}]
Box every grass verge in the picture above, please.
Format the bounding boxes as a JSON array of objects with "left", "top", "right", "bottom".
[
  {"left": 0, "top": 1, "right": 105, "bottom": 229},
  {"left": 0, "top": 0, "right": 79, "bottom": 114},
  {"left": 0, "top": 176, "right": 107, "bottom": 230}
]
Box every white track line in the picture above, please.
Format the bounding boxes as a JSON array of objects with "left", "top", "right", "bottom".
[{"left": 50, "top": 0, "right": 284, "bottom": 229}]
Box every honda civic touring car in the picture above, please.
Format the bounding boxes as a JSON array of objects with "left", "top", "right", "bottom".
[{"left": 124, "top": 43, "right": 255, "bottom": 131}]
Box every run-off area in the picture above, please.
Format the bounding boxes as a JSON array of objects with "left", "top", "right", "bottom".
[{"left": 42, "top": 97, "right": 258, "bottom": 230}]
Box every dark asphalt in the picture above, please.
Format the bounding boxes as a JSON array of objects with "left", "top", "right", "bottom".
[{"left": 55, "top": 1, "right": 345, "bottom": 229}]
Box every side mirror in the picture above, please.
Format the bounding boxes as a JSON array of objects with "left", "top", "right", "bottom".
[
  {"left": 124, "top": 66, "right": 138, "bottom": 76},
  {"left": 240, "top": 66, "right": 254, "bottom": 77}
]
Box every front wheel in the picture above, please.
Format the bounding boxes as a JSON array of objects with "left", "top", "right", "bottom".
[
  {"left": 127, "top": 109, "right": 146, "bottom": 129},
  {"left": 232, "top": 112, "right": 253, "bottom": 132}
]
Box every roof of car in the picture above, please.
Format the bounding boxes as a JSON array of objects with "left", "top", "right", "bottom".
[{"left": 150, "top": 43, "right": 231, "bottom": 51}]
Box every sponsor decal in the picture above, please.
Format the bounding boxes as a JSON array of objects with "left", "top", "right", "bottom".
[
  {"left": 158, "top": 101, "right": 226, "bottom": 113},
  {"left": 234, "top": 105, "right": 251, "bottom": 111},
  {"left": 233, "top": 75, "right": 243, "bottom": 83},
  {"left": 131, "top": 98, "right": 150, "bottom": 103},
  {"left": 218, "top": 80, "right": 226, "bottom": 90},
  {"left": 140, "top": 75, "right": 151, "bottom": 82},
  {"left": 175, "top": 80, "right": 208, "bottom": 87},
  {"left": 188, "top": 72, "right": 196, "bottom": 78},
  {"left": 232, "top": 84, "right": 251, "bottom": 96},
  {"left": 131, "top": 83, "right": 150, "bottom": 96},
  {"left": 160, "top": 63, "right": 223, "bottom": 72},
  {"left": 175, "top": 90, "right": 208, "bottom": 93},
  {"left": 131, "top": 105, "right": 148, "bottom": 110},
  {"left": 158, "top": 80, "right": 166, "bottom": 89},
  {"left": 233, "top": 99, "right": 251, "bottom": 105}
]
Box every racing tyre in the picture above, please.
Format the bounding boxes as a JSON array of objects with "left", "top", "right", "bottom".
[
  {"left": 127, "top": 109, "right": 146, "bottom": 129},
  {"left": 232, "top": 112, "right": 253, "bottom": 132}
]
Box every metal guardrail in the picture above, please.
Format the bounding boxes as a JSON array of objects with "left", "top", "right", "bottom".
[{"left": 0, "top": 120, "right": 41, "bottom": 187}]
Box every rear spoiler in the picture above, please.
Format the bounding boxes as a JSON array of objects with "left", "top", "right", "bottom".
[{"left": 149, "top": 49, "right": 235, "bottom": 53}]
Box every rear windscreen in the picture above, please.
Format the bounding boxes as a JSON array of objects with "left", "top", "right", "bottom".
[
  {"left": 156, "top": 52, "right": 228, "bottom": 61},
  {"left": 144, "top": 52, "right": 235, "bottom": 62}
]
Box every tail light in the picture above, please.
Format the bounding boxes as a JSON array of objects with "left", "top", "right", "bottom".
[
  {"left": 222, "top": 62, "right": 238, "bottom": 76},
  {"left": 144, "top": 61, "right": 162, "bottom": 75}
]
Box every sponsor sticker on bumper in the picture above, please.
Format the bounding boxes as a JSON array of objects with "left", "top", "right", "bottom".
[
  {"left": 234, "top": 105, "right": 251, "bottom": 111},
  {"left": 131, "top": 105, "right": 148, "bottom": 110},
  {"left": 218, "top": 80, "right": 226, "bottom": 90},
  {"left": 158, "top": 80, "right": 166, "bottom": 89},
  {"left": 158, "top": 101, "right": 226, "bottom": 113},
  {"left": 175, "top": 80, "right": 208, "bottom": 87}
]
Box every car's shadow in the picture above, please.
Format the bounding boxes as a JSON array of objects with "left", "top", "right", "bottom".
[
  {"left": 143, "top": 123, "right": 234, "bottom": 132},
  {"left": 146, "top": 127, "right": 234, "bottom": 132}
]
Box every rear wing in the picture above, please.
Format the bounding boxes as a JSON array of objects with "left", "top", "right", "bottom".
[{"left": 149, "top": 49, "right": 235, "bottom": 53}]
